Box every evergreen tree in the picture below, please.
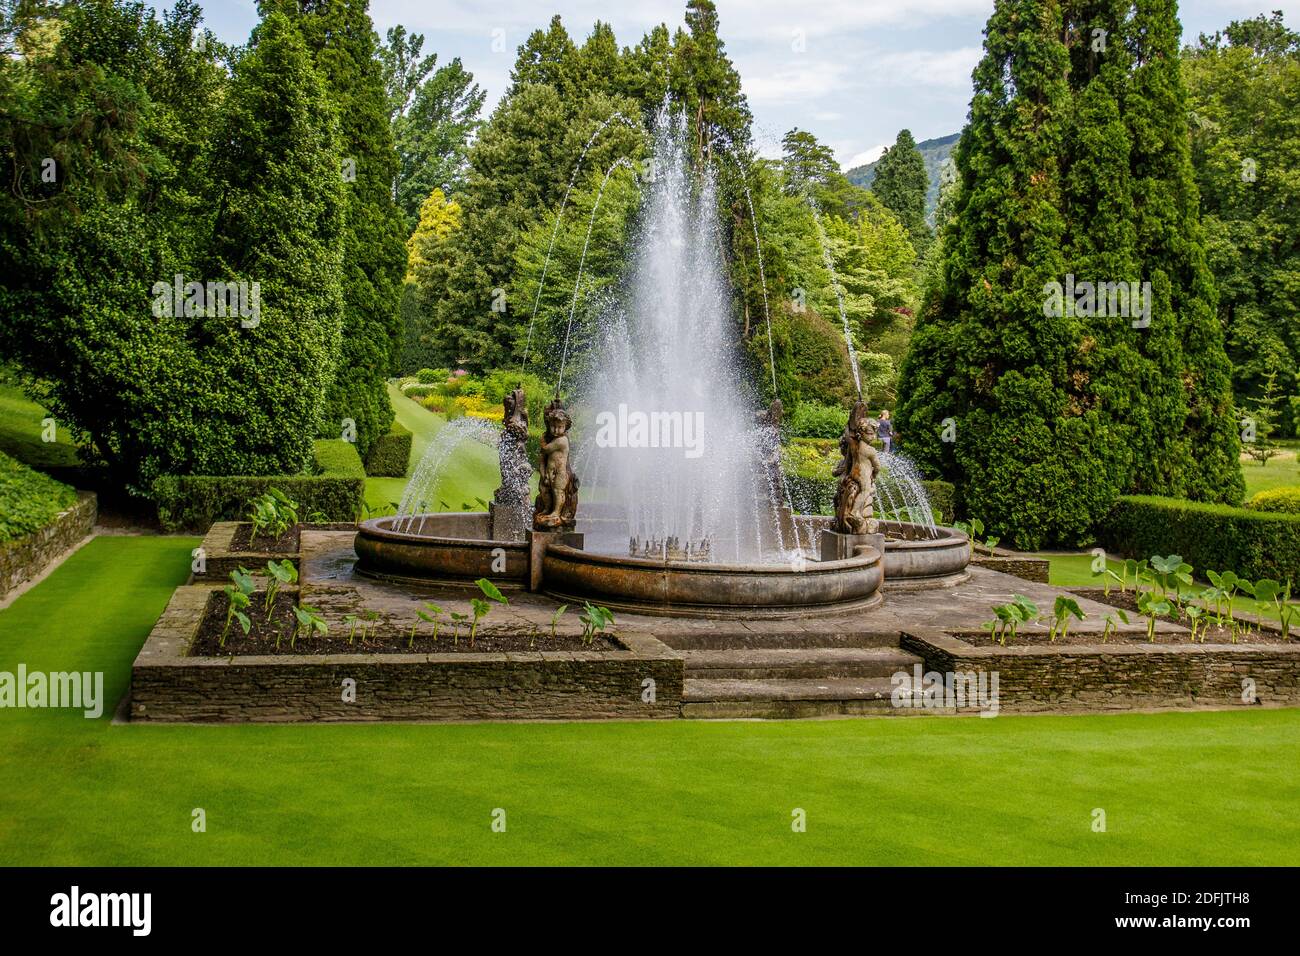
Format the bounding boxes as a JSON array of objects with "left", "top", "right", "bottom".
[
  {"left": 871, "top": 129, "right": 930, "bottom": 252},
  {"left": 262, "top": 0, "right": 406, "bottom": 455},
  {"left": 899, "top": 0, "right": 1243, "bottom": 547},
  {"left": 1185, "top": 12, "right": 1300, "bottom": 435},
  {"left": 1126, "top": 0, "right": 1241, "bottom": 503},
  {"left": 201, "top": 9, "right": 346, "bottom": 475},
  {"left": 897, "top": 0, "right": 1097, "bottom": 548}
]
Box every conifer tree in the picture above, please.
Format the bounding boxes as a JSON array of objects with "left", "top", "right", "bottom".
[
  {"left": 261, "top": 0, "right": 406, "bottom": 455},
  {"left": 871, "top": 129, "right": 930, "bottom": 253},
  {"left": 899, "top": 0, "right": 1243, "bottom": 547}
]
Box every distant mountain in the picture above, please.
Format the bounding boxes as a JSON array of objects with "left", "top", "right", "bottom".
[{"left": 846, "top": 132, "right": 960, "bottom": 222}]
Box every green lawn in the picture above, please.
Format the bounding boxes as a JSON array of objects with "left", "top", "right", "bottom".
[
  {"left": 0, "top": 383, "right": 81, "bottom": 473},
  {"left": 1, "top": 536, "right": 1298, "bottom": 865},
  {"left": 364, "top": 383, "right": 501, "bottom": 514},
  {"left": 1241, "top": 448, "right": 1300, "bottom": 498}
]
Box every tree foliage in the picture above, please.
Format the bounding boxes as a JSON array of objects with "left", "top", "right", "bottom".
[
  {"left": 897, "top": 0, "right": 1242, "bottom": 548},
  {"left": 1184, "top": 11, "right": 1300, "bottom": 436}
]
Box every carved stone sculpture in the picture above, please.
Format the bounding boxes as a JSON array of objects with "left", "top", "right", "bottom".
[
  {"left": 832, "top": 400, "right": 880, "bottom": 535},
  {"left": 491, "top": 387, "right": 532, "bottom": 540},
  {"left": 533, "top": 397, "right": 580, "bottom": 530}
]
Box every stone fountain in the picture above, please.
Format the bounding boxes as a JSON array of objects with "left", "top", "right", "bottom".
[{"left": 354, "top": 111, "right": 966, "bottom": 612}]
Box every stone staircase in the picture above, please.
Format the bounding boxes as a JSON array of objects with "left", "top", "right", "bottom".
[{"left": 681, "top": 644, "right": 924, "bottom": 719}]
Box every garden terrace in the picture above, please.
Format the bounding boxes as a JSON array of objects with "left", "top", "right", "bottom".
[{"left": 128, "top": 527, "right": 1300, "bottom": 722}]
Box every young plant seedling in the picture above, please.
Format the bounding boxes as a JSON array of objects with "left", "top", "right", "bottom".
[
  {"left": 1047, "top": 595, "right": 1085, "bottom": 643},
  {"left": 1183, "top": 604, "right": 1205, "bottom": 643},
  {"left": 344, "top": 614, "right": 360, "bottom": 645},
  {"left": 449, "top": 611, "right": 469, "bottom": 645},
  {"left": 291, "top": 604, "right": 328, "bottom": 649},
  {"left": 549, "top": 604, "right": 568, "bottom": 639},
  {"left": 1101, "top": 609, "right": 1130, "bottom": 643},
  {"left": 220, "top": 587, "right": 251, "bottom": 648},
  {"left": 409, "top": 602, "right": 443, "bottom": 648},
  {"left": 578, "top": 603, "right": 615, "bottom": 646},
  {"left": 264, "top": 558, "right": 297, "bottom": 612},
  {"left": 1136, "top": 591, "right": 1172, "bottom": 643}
]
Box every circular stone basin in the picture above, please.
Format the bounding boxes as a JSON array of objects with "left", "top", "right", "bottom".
[
  {"left": 541, "top": 543, "right": 883, "bottom": 619},
  {"left": 877, "top": 520, "right": 970, "bottom": 588},
  {"left": 355, "top": 514, "right": 529, "bottom": 587}
]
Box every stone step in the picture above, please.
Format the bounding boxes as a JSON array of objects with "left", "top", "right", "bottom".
[
  {"left": 682, "top": 677, "right": 907, "bottom": 719},
  {"left": 681, "top": 646, "right": 922, "bottom": 680},
  {"left": 659, "top": 628, "right": 901, "bottom": 651}
]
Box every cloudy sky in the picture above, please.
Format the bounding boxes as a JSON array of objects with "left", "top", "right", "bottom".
[{"left": 186, "top": 1, "right": 1298, "bottom": 170}]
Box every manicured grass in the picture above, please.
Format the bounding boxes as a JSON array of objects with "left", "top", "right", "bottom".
[
  {"left": 1241, "top": 449, "right": 1300, "bottom": 499},
  {"left": 0, "top": 383, "right": 80, "bottom": 472},
  {"left": 363, "top": 383, "right": 500, "bottom": 514},
  {"left": 2, "top": 536, "right": 1299, "bottom": 865}
]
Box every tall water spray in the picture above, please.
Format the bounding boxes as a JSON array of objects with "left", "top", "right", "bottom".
[{"left": 572, "top": 114, "right": 785, "bottom": 563}]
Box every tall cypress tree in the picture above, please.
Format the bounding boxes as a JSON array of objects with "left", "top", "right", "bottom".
[
  {"left": 898, "top": 0, "right": 1106, "bottom": 548},
  {"left": 871, "top": 129, "right": 930, "bottom": 253},
  {"left": 203, "top": 9, "right": 346, "bottom": 475},
  {"left": 899, "top": 0, "right": 1242, "bottom": 547},
  {"left": 1124, "top": 0, "right": 1242, "bottom": 502},
  {"left": 261, "top": 0, "right": 406, "bottom": 456}
]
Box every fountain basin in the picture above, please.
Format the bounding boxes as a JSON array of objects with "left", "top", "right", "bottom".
[
  {"left": 540, "top": 542, "right": 883, "bottom": 619},
  {"left": 878, "top": 520, "right": 970, "bottom": 588},
  {"left": 798, "top": 516, "right": 970, "bottom": 588},
  {"left": 355, "top": 514, "right": 529, "bottom": 587}
]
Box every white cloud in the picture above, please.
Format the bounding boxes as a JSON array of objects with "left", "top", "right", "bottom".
[{"left": 844, "top": 143, "right": 888, "bottom": 169}]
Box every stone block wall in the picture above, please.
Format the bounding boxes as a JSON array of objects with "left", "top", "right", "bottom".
[
  {"left": 0, "top": 491, "right": 96, "bottom": 602},
  {"left": 901, "top": 629, "right": 1300, "bottom": 712},
  {"left": 131, "top": 586, "right": 684, "bottom": 722}
]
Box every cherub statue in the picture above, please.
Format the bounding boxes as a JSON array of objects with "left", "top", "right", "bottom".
[
  {"left": 492, "top": 387, "right": 531, "bottom": 537},
  {"left": 832, "top": 400, "right": 880, "bottom": 535},
  {"left": 533, "top": 397, "right": 580, "bottom": 530}
]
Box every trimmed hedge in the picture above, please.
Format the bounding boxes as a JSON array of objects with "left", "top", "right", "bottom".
[
  {"left": 363, "top": 420, "right": 412, "bottom": 477},
  {"left": 1247, "top": 487, "right": 1300, "bottom": 515},
  {"left": 1099, "top": 495, "right": 1300, "bottom": 583},
  {"left": 154, "top": 439, "right": 366, "bottom": 532},
  {"left": 0, "top": 450, "right": 78, "bottom": 542}
]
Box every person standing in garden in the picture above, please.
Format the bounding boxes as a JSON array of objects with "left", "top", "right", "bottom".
[{"left": 878, "top": 410, "right": 894, "bottom": 453}]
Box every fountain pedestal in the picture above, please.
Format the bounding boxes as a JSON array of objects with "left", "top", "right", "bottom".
[
  {"left": 819, "top": 530, "right": 885, "bottom": 563},
  {"left": 528, "top": 530, "right": 584, "bottom": 591}
]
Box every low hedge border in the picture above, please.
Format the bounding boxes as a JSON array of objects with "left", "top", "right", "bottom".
[
  {"left": 1099, "top": 495, "right": 1300, "bottom": 583},
  {"left": 363, "top": 420, "right": 413, "bottom": 477},
  {"left": 155, "top": 440, "right": 366, "bottom": 532}
]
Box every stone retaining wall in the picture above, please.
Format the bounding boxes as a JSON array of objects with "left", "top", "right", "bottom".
[
  {"left": 0, "top": 491, "right": 96, "bottom": 602},
  {"left": 131, "top": 585, "right": 684, "bottom": 722},
  {"left": 900, "top": 628, "right": 1300, "bottom": 712},
  {"left": 193, "top": 521, "right": 356, "bottom": 582}
]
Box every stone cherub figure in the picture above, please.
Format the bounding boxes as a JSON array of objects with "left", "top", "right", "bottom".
[
  {"left": 491, "top": 386, "right": 532, "bottom": 538},
  {"left": 533, "top": 396, "right": 580, "bottom": 530},
  {"left": 832, "top": 400, "right": 880, "bottom": 535}
]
